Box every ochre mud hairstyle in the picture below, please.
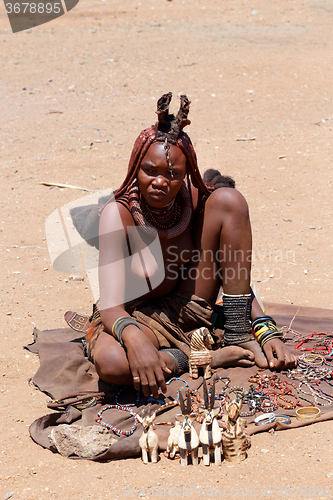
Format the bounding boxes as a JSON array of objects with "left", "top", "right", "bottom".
[
  {"left": 114, "top": 92, "right": 210, "bottom": 199},
  {"left": 70, "top": 93, "right": 235, "bottom": 247}
]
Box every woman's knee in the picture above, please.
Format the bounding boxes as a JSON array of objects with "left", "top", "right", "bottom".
[
  {"left": 94, "top": 337, "right": 128, "bottom": 381},
  {"left": 206, "top": 187, "right": 250, "bottom": 219}
]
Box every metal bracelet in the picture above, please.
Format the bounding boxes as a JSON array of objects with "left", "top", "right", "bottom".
[
  {"left": 274, "top": 414, "right": 292, "bottom": 425},
  {"left": 254, "top": 413, "right": 276, "bottom": 425}
]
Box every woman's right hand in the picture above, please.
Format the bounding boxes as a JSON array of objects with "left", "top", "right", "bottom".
[{"left": 122, "top": 327, "right": 171, "bottom": 398}]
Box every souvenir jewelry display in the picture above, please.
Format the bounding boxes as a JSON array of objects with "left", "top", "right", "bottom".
[{"left": 248, "top": 370, "right": 302, "bottom": 411}]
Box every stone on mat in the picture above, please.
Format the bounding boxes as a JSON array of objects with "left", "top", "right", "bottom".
[{"left": 49, "top": 424, "right": 118, "bottom": 458}]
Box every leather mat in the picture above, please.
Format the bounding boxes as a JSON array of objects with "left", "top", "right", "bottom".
[{"left": 26, "top": 302, "right": 333, "bottom": 460}]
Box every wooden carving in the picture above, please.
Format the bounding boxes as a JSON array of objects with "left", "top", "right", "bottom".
[
  {"left": 221, "top": 399, "right": 251, "bottom": 463},
  {"left": 199, "top": 379, "right": 222, "bottom": 466},
  {"left": 175, "top": 391, "right": 199, "bottom": 466},
  {"left": 137, "top": 406, "right": 159, "bottom": 464},
  {"left": 189, "top": 327, "right": 214, "bottom": 379}
]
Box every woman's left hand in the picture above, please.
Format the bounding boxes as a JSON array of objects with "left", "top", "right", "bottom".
[{"left": 262, "top": 339, "right": 297, "bottom": 370}]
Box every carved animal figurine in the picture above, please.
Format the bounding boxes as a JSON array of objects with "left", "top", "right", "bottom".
[
  {"left": 189, "top": 327, "right": 214, "bottom": 379},
  {"left": 221, "top": 399, "right": 251, "bottom": 463},
  {"left": 175, "top": 391, "right": 199, "bottom": 466},
  {"left": 136, "top": 406, "right": 159, "bottom": 464},
  {"left": 199, "top": 379, "right": 222, "bottom": 466},
  {"left": 166, "top": 420, "right": 182, "bottom": 459}
]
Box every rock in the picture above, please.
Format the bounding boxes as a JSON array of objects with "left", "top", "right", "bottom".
[
  {"left": 49, "top": 424, "right": 118, "bottom": 458},
  {"left": 69, "top": 275, "right": 84, "bottom": 281}
]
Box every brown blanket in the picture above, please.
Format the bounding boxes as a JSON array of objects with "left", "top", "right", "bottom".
[{"left": 27, "top": 302, "right": 333, "bottom": 461}]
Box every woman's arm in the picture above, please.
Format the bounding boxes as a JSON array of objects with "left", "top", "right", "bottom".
[{"left": 98, "top": 201, "right": 170, "bottom": 397}]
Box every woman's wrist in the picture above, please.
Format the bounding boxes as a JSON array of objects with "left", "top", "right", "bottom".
[
  {"left": 121, "top": 324, "right": 145, "bottom": 346},
  {"left": 110, "top": 317, "right": 142, "bottom": 346}
]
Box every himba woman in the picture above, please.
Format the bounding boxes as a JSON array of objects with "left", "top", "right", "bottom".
[{"left": 85, "top": 93, "right": 296, "bottom": 398}]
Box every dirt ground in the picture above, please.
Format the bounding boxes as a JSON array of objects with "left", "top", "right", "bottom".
[{"left": 1, "top": 0, "right": 333, "bottom": 499}]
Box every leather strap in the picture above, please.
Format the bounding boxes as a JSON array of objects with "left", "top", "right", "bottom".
[{"left": 47, "top": 391, "right": 105, "bottom": 410}]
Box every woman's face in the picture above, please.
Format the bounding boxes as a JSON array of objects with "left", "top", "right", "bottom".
[{"left": 137, "top": 142, "right": 187, "bottom": 207}]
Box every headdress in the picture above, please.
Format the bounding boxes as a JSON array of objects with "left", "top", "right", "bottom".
[{"left": 113, "top": 92, "right": 210, "bottom": 200}]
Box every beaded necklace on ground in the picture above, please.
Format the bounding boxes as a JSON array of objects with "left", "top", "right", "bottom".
[
  {"left": 95, "top": 404, "right": 139, "bottom": 436},
  {"left": 248, "top": 369, "right": 306, "bottom": 411}
]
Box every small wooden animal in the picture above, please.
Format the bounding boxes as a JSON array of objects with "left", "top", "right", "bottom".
[
  {"left": 199, "top": 379, "right": 222, "bottom": 466},
  {"left": 221, "top": 399, "right": 251, "bottom": 463},
  {"left": 189, "top": 327, "right": 214, "bottom": 379},
  {"left": 175, "top": 391, "right": 199, "bottom": 466},
  {"left": 136, "top": 406, "right": 159, "bottom": 464},
  {"left": 166, "top": 420, "right": 182, "bottom": 459}
]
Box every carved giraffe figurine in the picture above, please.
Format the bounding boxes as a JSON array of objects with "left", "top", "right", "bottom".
[
  {"left": 199, "top": 378, "right": 222, "bottom": 466},
  {"left": 189, "top": 327, "right": 214, "bottom": 379},
  {"left": 175, "top": 391, "right": 199, "bottom": 466},
  {"left": 136, "top": 406, "right": 159, "bottom": 464},
  {"left": 221, "top": 399, "right": 251, "bottom": 463}
]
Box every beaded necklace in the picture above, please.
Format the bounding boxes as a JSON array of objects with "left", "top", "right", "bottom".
[
  {"left": 295, "top": 331, "right": 333, "bottom": 351},
  {"left": 95, "top": 404, "right": 139, "bottom": 436},
  {"left": 298, "top": 382, "right": 333, "bottom": 406},
  {"left": 140, "top": 195, "right": 182, "bottom": 230},
  {"left": 128, "top": 178, "right": 192, "bottom": 240},
  {"left": 285, "top": 365, "right": 332, "bottom": 382}
]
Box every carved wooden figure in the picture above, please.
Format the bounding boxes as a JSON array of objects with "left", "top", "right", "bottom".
[
  {"left": 189, "top": 327, "right": 214, "bottom": 379},
  {"left": 175, "top": 391, "right": 199, "bottom": 466},
  {"left": 166, "top": 420, "right": 181, "bottom": 459},
  {"left": 221, "top": 399, "right": 251, "bottom": 463},
  {"left": 137, "top": 406, "right": 159, "bottom": 464},
  {"left": 199, "top": 379, "right": 222, "bottom": 466}
]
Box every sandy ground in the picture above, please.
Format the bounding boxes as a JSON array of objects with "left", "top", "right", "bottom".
[{"left": 1, "top": 0, "right": 333, "bottom": 499}]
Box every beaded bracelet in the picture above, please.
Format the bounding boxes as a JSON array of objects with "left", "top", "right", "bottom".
[
  {"left": 95, "top": 404, "right": 139, "bottom": 436},
  {"left": 252, "top": 315, "right": 283, "bottom": 348},
  {"left": 226, "top": 386, "right": 245, "bottom": 402},
  {"left": 259, "top": 395, "right": 278, "bottom": 413}
]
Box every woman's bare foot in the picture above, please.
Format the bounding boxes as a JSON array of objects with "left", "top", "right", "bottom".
[
  {"left": 239, "top": 340, "right": 268, "bottom": 368},
  {"left": 211, "top": 345, "right": 255, "bottom": 369}
]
